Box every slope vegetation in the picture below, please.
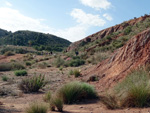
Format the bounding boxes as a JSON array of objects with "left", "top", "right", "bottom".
[
  {"left": 83, "top": 28, "right": 150, "bottom": 91},
  {"left": 0, "top": 30, "right": 71, "bottom": 52}
]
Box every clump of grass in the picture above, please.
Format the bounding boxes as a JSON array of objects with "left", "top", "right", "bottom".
[
  {"left": 122, "top": 85, "right": 150, "bottom": 107},
  {"left": 53, "top": 56, "right": 64, "bottom": 68},
  {"left": 19, "top": 75, "right": 46, "bottom": 93},
  {"left": 0, "top": 62, "right": 25, "bottom": 71},
  {"left": 4, "top": 51, "right": 14, "bottom": 56},
  {"left": 26, "top": 102, "right": 48, "bottom": 113},
  {"left": 14, "top": 70, "right": 27, "bottom": 76},
  {"left": 43, "top": 91, "right": 51, "bottom": 102},
  {"left": 38, "top": 62, "right": 48, "bottom": 69},
  {"left": 101, "top": 95, "right": 120, "bottom": 109},
  {"left": 26, "top": 61, "right": 32, "bottom": 66},
  {"left": 69, "top": 59, "right": 85, "bottom": 67},
  {"left": 56, "top": 81, "right": 97, "bottom": 104},
  {"left": 50, "top": 97, "right": 63, "bottom": 112},
  {"left": 73, "top": 70, "right": 81, "bottom": 77},
  {"left": 1, "top": 76, "right": 9, "bottom": 81},
  {"left": 115, "top": 68, "right": 150, "bottom": 108},
  {"left": 69, "top": 70, "right": 74, "bottom": 75}
]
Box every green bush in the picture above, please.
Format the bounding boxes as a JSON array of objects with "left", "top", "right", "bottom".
[
  {"left": 43, "top": 91, "right": 51, "bottom": 102},
  {"left": 4, "top": 51, "right": 14, "bottom": 56},
  {"left": 69, "top": 59, "right": 85, "bottom": 67},
  {"left": 0, "top": 63, "right": 12, "bottom": 71},
  {"left": 56, "top": 81, "right": 97, "bottom": 104},
  {"left": 50, "top": 97, "right": 63, "bottom": 112},
  {"left": 1, "top": 76, "right": 9, "bottom": 81},
  {"left": 124, "top": 26, "right": 132, "bottom": 35},
  {"left": 26, "top": 102, "right": 48, "bottom": 113},
  {"left": 73, "top": 70, "right": 81, "bottom": 77},
  {"left": 19, "top": 75, "right": 46, "bottom": 93},
  {"left": 11, "top": 62, "right": 25, "bottom": 70},
  {"left": 115, "top": 68, "right": 150, "bottom": 108},
  {"left": 26, "top": 61, "right": 32, "bottom": 66},
  {"left": 0, "top": 62, "right": 25, "bottom": 71},
  {"left": 14, "top": 70, "right": 27, "bottom": 76}
]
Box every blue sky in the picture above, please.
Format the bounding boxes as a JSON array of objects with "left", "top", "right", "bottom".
[{"left": 0, "top": 0, "right": 150, "bottom": 42}]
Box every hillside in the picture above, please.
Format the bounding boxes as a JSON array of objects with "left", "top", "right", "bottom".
[
  {"left": 0, "top": 30, "right": 71, "bottom": 52},
  {"left": 83, "top": 28, "right": 150, "bottom": 91},
  {"left": 0, "top": 28, "right": 11, "bottom": 38},
  {"left": 67, "top": 14, "right": 150, "bottom": 54}
]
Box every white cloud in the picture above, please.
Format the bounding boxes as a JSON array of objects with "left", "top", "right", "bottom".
[
  {"left": 54, "top": 25, "right": 87, "bottom": 42},
  {"left": 80, "top": 0, "right": 111, "bottom": 10},
  {"left": 5, "top": 1, "right": 12, "bottom": 7},
  {"left": 71, "top": 8, "right": 106, "bottom": 27},
  {"left": 0, "top": 7, "right": 87, "bottom": 42},
  {"left": 103, "top": 13, "right": 113, "bottom": 21},
  {"left": 0, "top": 7, "right": 51, "bottom": 32}
]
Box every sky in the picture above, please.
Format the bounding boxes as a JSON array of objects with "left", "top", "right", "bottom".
[{"left": 0, "top": 0, "right": 150, "bottom": 42}]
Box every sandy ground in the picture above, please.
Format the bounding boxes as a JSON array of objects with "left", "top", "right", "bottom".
[{"left": 1, "top": 54, "right": 150, "bottom": 113}]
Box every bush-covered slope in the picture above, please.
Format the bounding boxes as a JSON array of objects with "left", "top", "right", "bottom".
[
  {"left": 0, "top": 28, "right": 11, "bottom": 38},
  {"left": 0, "top": 30, "right": 71, "bottom": 52},
  {"left": 67, "top": 14, "right": 150, "bottom": 53}
]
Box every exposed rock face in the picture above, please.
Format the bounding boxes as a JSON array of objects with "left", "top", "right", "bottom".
[
  {"left": 67, "top": 14, "right": 150, "bottom": 52},
  {"left": 83, "top": 29, "right": 150, "bottom": 91}
]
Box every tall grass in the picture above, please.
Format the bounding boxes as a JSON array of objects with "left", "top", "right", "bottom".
[
  {"left": 26, "top": 102, "right": 48, "bottom": 113},
  {"left": 19, "top": 75, "right": 46, "bottom": 93},
  {"left": 56, "top": 81, "right": 97, "bottom": 104},
  {"left": 115, "top": 68, "right": 150, "bottom": 108}
]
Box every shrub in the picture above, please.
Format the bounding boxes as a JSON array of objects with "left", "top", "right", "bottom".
[
  {"left": 43, "top": 91, "right": 51, "bottom": 102},
  {"left": 4, "top": 51, "right": 14, "bottom": 56},
  {"left": 0, "top": 62, "right": 25, "bottom": 71},
  {"left": 56, "top": 81, "right": 97, "bottom": 104},
  {"left": 73, "top": 70, "right": 81, "bottom": 77},
  {"left": 124, "top": 26, "right": 132, "bottom": 35},
  {"left": 53, "top": 56, "right": 64, "bottom": 68},
  {"left": 50, "top": 97, "right": 63, "bottom": 112},
  {"left": 69, "top": 70, "right": 74, "bottom": 75},
  {"left": 19, "top": 75, "right": 46, "bottom": 93},
  {"left": 11, "top": 62, "right": 25, "bottom": 70},
  {"left": 69, "top": 59, "right": 85, "bottom": 67},
  {"left": 101, "top": 95, "right": 120, "bottom": 109},
  {"left": 0, "top": 63, "right": 12, "bottom": 71},
  {"left": 1, "top": 76, "right": 9, "bottom": 81},
  {"left": 26, "top": 102, "right": 48, "bottom": 113},
  {"left": 26, "top": 61, "right": 32, "bottom": 66},
  {"left": 38, "top": 62, "right": 47, "bottom": 69},
  {"left": 14, "top": 70, "right": 27, "bottom": 76},
  {"left": 115, "top": 68, "right": 150, "bottom": 108}
]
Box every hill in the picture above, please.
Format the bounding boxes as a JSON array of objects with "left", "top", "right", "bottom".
[
  {"left": 0, "top": 28, "right": 11, "bottom": 38},
  {"left": 67, "top": 14, "right": 150, "bottom": 54},
  {"left": 0, "top": 30, "right": 71, "bottom": 52}
]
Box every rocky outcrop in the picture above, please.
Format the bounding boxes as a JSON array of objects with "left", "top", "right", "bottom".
[
  {"left": 83, "top": 29, "right": 150, "bottom": 91},
  {"left": 66, "top": 14, "right": 150, "bottom": 52}
]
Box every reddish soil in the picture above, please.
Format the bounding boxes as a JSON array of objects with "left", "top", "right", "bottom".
[
  {"left": 0, "top": 54, "right": 24, "bottom": 63},
  {"left": 66, "top": 14, "right": 150, "bottom": 52},
  {"left": 83, "top": 29, "right": 150, "bottom": 92}
]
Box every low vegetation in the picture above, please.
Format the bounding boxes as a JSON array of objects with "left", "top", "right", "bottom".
[
  {"left": 43, "top": 91, "right": 51, "bottom": 102},
  {"left": 14, "top": 70, "right": 27, "bottom": 76},
  {"left": 56, "top": 81, "right": 97, "bottom": 104},
  {"left": 4, "top": 51, "right": 15, "bottom": 56},
  {"left": 1, "top": 75, "right": 9, "bottom": 81},
  {"left": 19, "top": 75, "right": 46, "bottom": 93},
  {"left": 50, "top": 97, "right": 63, "bottom": 112},
  {"left": 26, "top": 102, "right": 48, "bottom": 113},
  {"left": 0, "top": 62, "right": 25, "bottom": 71},
  {"left": 102, "top": 67, "right": 150, "bottom": 109},
  {"left": 73, "top": 69, "right": 81, "bottom": 77}
]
